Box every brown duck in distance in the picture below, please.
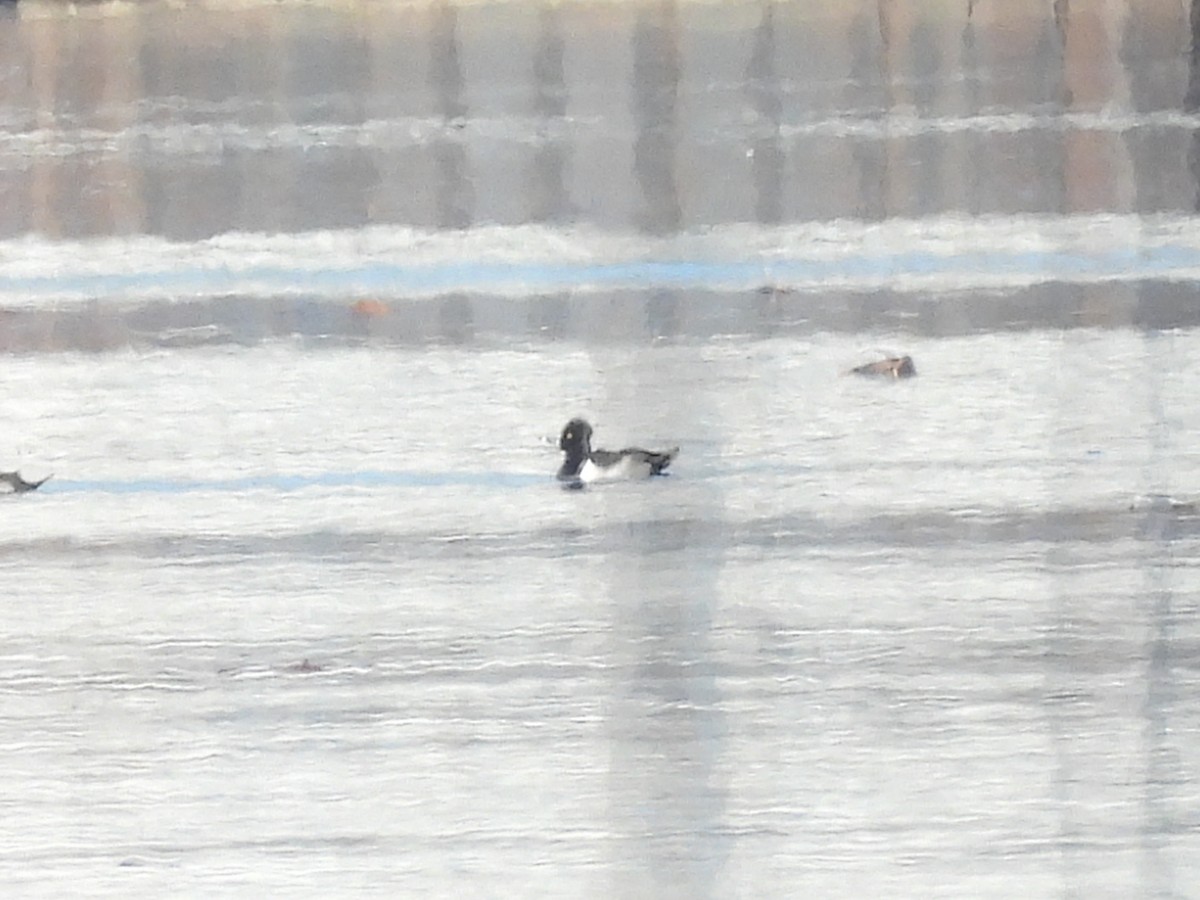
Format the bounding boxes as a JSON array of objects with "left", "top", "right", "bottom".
[
  {"left": 848, "top": 355, "right": 916, "bottom": 379},
  {"left": 0, "top": 471, "right": 50, "bottom": 493}
]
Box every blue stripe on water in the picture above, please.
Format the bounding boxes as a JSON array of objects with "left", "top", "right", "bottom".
[
  {"left": 26, "top": 456, "right": 1112, "bottom": 496},
  {"left": 41, "top": 470, "right": 549, "bottom": 495},
  {"left": 35, "top": 467, "right": 748, "bottom": 495},
  {"left": 0, "top": 243, "right": 1194, "bottom": 299}
]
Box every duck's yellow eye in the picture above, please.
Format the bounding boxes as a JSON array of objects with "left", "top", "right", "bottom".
[{"left": 566, "top": 431, "right": 573, "bottom": 439}]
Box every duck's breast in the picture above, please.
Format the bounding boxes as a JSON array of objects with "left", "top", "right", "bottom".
[{"left": 579, "top": 454, "right": 651, "bottom": 483}]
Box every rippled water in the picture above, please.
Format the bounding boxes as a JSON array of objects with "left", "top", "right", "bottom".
[{"left": 1, "top": 1, "right": 1199, "bottom": 896}]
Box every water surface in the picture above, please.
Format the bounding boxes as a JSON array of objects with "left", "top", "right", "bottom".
[{"left": 1, "top": 1, "right": 1199, "bottom": 896}]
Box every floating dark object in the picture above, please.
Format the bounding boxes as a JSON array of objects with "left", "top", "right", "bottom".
[
  {"left": 150, "top": 324, "right": 232, "bottom": 349},
  {"left": 287, "top": 659, "right": 324, "bottom": 674},
  {"left": 1132, "top": 495, "right": 1199, "bottom": 516},
  {"left": 0, "top": 471, "right": 50, "bottom": 493},
  {"left": 849, "top": 355, "right": 916, "bottom": 379}
]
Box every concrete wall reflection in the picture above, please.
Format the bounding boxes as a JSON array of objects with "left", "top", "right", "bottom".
[
  {"left": 0, "top": 0, "right": 1196, "bottom": 348},
  {"left": 0, "top": 0, "right": 1192, "bottom": 239}
]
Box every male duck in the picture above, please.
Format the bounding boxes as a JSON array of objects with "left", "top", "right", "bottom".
[{"left": 557, "top": 419, "right": 678, "bottom": 484}]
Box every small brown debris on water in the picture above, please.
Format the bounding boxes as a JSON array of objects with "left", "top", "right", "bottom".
[{"left": 351, "top": 299, "right": 390, "bottom": 317}]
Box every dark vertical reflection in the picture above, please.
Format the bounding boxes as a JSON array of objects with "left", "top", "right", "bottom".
[
  {"left": 1136, "top": 334, "right": 1180, "bottom": 899},
  {"left": 1187, "top": 0, "right": 1200, "bottom": 111},
  {"left": 95, "top": 15, "right": 146, "bottom": 235},
  {"left": 960, "top": 3, "right": 982, "bottom": 215},
  {"left": 604, "top": 10, "right": 728, "bottom": 871},
  {"left": 437, "top": 292, "right": 474, "bottom": 344},
  {"left": 847, "top": 8, "right": 887, "bottom": 219},
  {"left": 527, "top": 293, "right": 570, "bottom": 340},
  {"left": 1139, "top": 567, "right": 1176, "bottom": 899},
  {"left": 645, "top": 289, "right": 679, "bottom": 339},
  {"left": 526, "top": 8, "right": 570, "bottom": 340},
  {"left": 1030, "top": 10, "right": 1068, "bottom": 216},
  {"left": 529, "top": 6, "right": 570, "bottom": 223},
  {"left": 1187, "top": 0, "right": 1200, "bottom": 209},
  {"left": 909, "top": 22, "right": 943, "bottom": 215},
  {"left": 428, "top": 1, "right": 473, "bottom": 339},
  {"left": 632, "top": 0, "right": 681, "bottom": 234},
  {"left": 0, "top": 14, "right": 29, "bottom": 237},
  {"left": 1044, "top": 631, "right": 1083, "bottom": 897},
  {"left": 1053, "top": 0, "right": 1070, "bottom": 59},
  {"left": 746, "top": 2, "right": 783, "bottom": 224},
  {"left": 289, "top": 22, "right": 378, "bottom": 231},
  {"left": 605, "top": 521, "right": 728, "bottom": 899},
  {"left": 1060, "top": 0, "right": 1134, "bottom": 220},
  {"left": 429, "top": 1, "right": 473, "bottom": 230},
  {"left": 26, "top": 14, "right": 66, "bottom": 237}
]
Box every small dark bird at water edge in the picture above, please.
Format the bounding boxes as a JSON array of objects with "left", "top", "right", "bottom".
[{"left": 0, "top": 471, "right": 50, "bottom": 493}]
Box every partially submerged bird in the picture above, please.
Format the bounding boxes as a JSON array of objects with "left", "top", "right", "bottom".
[
  {"left": 849, "top": 355, "right": 916, "bottom": 379},
  {"left": 0, "top": 471, "right": 50, "bottom": 493},
  {"left": 557, "top": 419, "right": 678, "bottom": 484}
]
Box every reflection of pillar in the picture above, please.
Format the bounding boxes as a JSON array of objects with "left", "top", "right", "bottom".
[
  {"left": 645, "top": 289, "right": 678, "bottom": 339},
  {"left": 1060, "top": 0, "right": 1134, "bottom": 212},
  {"left": 527, "top": 8, "right": 570, "bottom": 341},
  {"left": 427, "top": 4, "right": 473, "bottom": 339},
  {"left": 289, "top": 9, "right": 377, "bottom": 232},
  {"left": 529, "top": 7, "right": 570, "bottom": 223},
  {"left": 96, "top": 13, "right": 147, "bottom": 234},
  {"left": 1187, "top": 0, "right": 1200, "bottom": 210},
  {"left": 599, "top": 1, "right": 727, "bottom": 853},
  {"left": 746, "top": 2, "right": 782, "bottom": 224},
  {"left": 429, "top": 1, "right": 473, "bottom": 230},
  {"left": 601, "top": 8, "right": 727, "bottom": 867},
  {"left": 27, "top": 15, "right": 63, "bottom": 237},
  {"left": 437, "top": 292, "right": 473, "bottom": 344},
  {"left": 1047, "top": 20, "right": 1138, "bottom": 867},
  {"left": 1053, "top": 0, "right": 1069, "bottom": 48},
  {"left": 1060, "top": 0, "right": 1136, "bottom": 326},
  {"left": 874, "top": 1, "right": 964, "bottom": 216},
  {"left": 964, "top": 1, "right": 1066, "bottom": 215},
  {"left": 603, "top": 517, "right": 728, "bottom": 898},
  {"left": 1188, "top": 1, "right": 1200, "bottom": 111},
  {"left": 1139, "top": 565, "right": 1176, "bottom": 898},
  {"left": 959, "top": 4, "right": 983, "bottom": 215},
  {"left": 0, "top": 19, "right": 29, "bottom": 237},
  {"left": 910, "top": 22, "right": 944, "bottom": 214},
  {"left": 632, "top": 0, "right": 681, "bottom": 234},
  {"left": 1043, "top": 560, "right": 1085, "bottom": 896},
  {"left": 847, "top": 8, "right": 887, "bottom": 219},
  {"left": 874, "top": 0, "right": 903, "bottom": 217},
  {"left": 229, "top": 10, "right": 289, "bottom": 234}
]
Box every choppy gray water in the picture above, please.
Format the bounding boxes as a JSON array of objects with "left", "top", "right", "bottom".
[{"left": 1, "top": 1, "right": 1199, "bottom": 896}]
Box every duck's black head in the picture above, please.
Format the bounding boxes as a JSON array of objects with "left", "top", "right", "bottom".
[
  {"left": 559, "top": 419, "right": 593, "bottom": 453},
  {"left": 557, "top": 418, "right": 593, "bottom": 480}
]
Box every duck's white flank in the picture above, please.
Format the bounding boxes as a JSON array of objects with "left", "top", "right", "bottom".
[{"left": 578, "top": 455, "right": 655, "bottom": 483}]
